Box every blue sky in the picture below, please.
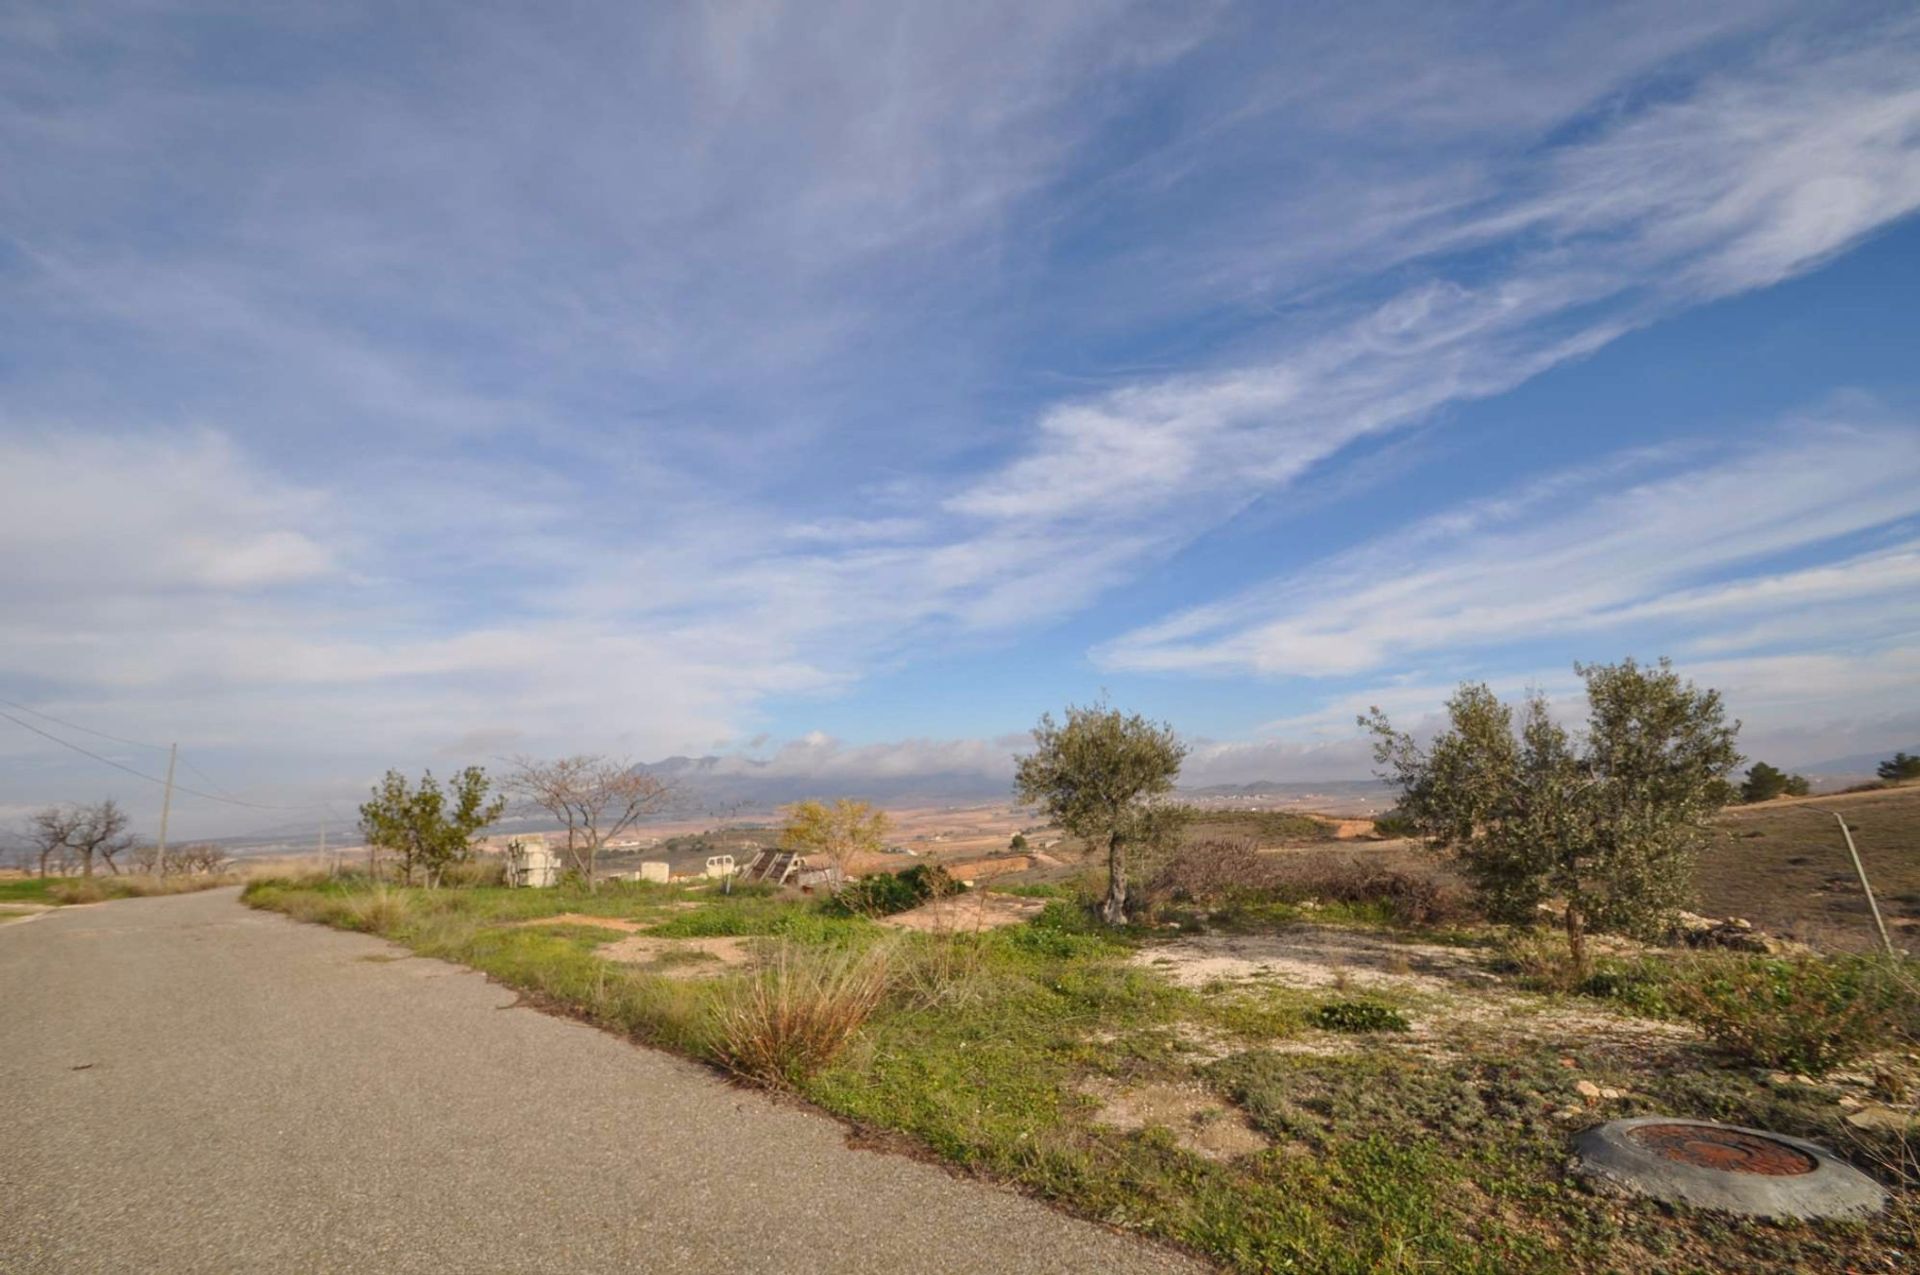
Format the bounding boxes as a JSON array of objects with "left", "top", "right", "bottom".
[{"left": 3, "top": 1, "right": 1919, "bottom": 837}]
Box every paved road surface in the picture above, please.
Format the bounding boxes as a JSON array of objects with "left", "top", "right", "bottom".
[{"left": 1, "top": 889, "right": 1201, "bottom": 1273}]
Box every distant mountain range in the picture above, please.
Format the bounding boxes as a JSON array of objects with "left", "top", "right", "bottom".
[
  {"left": 633, "top": 755, "right": 1013, "bottom": 812},
  {"left": 630, "top": 756, "right": 1394, "bottom": 812}
]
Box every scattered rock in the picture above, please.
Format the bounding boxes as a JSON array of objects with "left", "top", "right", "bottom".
[
  {"left": 1670, "top": 911, "right": 1805, "bottom": 955},
  {"left": 1576, "top": 1080, "right": 1603, "bottom": 1100},
  {"left": 1844, "top": 1104, "right": 1919, "bottom": 1133}
]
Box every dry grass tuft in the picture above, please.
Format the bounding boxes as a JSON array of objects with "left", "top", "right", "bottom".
[
  {"left": 345, "top": 885, "right": 415, "bottom": 934},
  {"left": 46, "top": 874, "right": 240, "bottom": 905},
  {"left": 713, "top": 939, "right": 895, "bottom": 1088}
]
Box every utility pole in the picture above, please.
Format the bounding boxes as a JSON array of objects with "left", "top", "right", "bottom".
[
  {"left": 1825, "top": 809, "right": 1895, "bottom": 958},
  {"left": 156, "top": 742, "right": 178, "bottom": 878}
]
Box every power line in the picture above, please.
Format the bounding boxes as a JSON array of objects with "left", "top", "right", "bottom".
[
  {"left": 0, "top": 697, "right": 168, "bottom": 753},
  {"left": 0, "top": 707, "right": 327, "bottom": 812}
]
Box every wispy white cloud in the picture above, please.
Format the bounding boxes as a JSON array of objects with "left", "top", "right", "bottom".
[{"left": 1098, "top": 418, "right": 1920, "bottom": 676}]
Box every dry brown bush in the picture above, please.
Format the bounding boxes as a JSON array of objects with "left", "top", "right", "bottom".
[
  {"left": 713, "top": 940, "right": 894, "bottom": 1088},
  {"left": 1264, "top": 854, "right": 1475, "bottom": 926},
  {"left": 1148, "top": 838, "right": 1278, "bottom": 902}
]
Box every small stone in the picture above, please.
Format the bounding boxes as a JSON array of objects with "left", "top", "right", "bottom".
[
  {"left": 1837, "top": 1096, "right": 1863, "bottom": 1110},
  {"left": 1559, "top": 1055, "right": 1579, "bottom": 1069},
  {"left": 1597, "top": 1086, "right": 1627, "bottom": 1101},
  {"left": 1575, "top": 1080, "right": 1603, "bottom": 1100}
]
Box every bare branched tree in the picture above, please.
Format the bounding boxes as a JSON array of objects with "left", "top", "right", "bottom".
[
  {"left": 132, "top": 841, "right": 229, "bottom": 875},
  {"left": 507, "top": 756, "right": 675, "bottom": 890},
  {"left": 29, "top": 800, "right": 136, "bottom": 877}
]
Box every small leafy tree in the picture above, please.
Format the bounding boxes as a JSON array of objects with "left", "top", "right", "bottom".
[
  {"left": 1878, "top": 752, "right": 1920, "bottom": 784},
  {"left": 1009, "top": 833, "right": 1029, "bottom": 852},
  {"left": 778, "top": 798, "right": 890, "bottom": 884},
  {"left": 1363, "top": 658, "right": 1740, "bottom": 975},
  {"left": 358, "top": 767, "right": 504, "bottom": 887},
  {"left": 1015, "top": 702, "right": 1188, "bottom": 925},
  {"left": 1740, "top": 761, "right": 1809, "bottom": 803}
]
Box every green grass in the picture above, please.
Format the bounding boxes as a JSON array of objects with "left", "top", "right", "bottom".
[
  {"left": 0, "top": 874, "right": 239, "bottom": 905},
  {"left": 244, "top": 874, "right": 1915, "bottom": 1273}
]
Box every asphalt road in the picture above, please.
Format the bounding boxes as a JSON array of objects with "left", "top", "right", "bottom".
[{"left": 1, "top": 888, "right": 1201, "bottom": 1274}]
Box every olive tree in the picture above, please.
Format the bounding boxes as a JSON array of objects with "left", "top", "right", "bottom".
[
  {"left": 506, "top": 756, "right": 675, "bottom": 890},
  {"left": 1363, "top": 658, "right": 1739, "bottom": 975},
  {"left": 358, "top": 767, "right": 504, "bottom": 886},
  {"left": 1015, "top": 703, "right": 1187, "bottom": 925},
  {"left": 778, "top": 798, "right": 890, "bottom": 883}
]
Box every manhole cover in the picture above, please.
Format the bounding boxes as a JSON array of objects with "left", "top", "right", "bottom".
[
  {"left": 1627, "top": 1123, "right": 1817, "bottom": 1176},
  {"left": 1572, "top": 1118, "right": 1886, "bottom": 1220}
]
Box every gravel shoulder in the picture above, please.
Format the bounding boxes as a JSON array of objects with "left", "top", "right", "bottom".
[{"left": 0, "top": 887, "right": 1201, "bottom": 1274}]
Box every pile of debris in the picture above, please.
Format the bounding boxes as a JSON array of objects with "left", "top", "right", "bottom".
[{"left": 1668, "top": 911, "right": 1806, "bottom": 956}]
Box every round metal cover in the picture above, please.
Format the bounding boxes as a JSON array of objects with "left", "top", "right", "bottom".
[
  {"left": 1571, "top": 1117, "right": 1885, "bottom": 1220},
  {"left": 1627, "top": 1122, "right": 1817, "bottom": 1176}
]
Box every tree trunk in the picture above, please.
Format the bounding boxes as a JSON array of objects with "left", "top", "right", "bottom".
[
  {"left": 1564, "top": 901, "right": 1590, "bottom": 982},
  {"left": 38, "top": 848, "right": 51, "bottom": 878},
  {"left": 1101, "top": 834, "right": 1128, "bottom": 925}
]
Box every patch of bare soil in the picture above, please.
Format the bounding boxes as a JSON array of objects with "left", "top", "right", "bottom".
[
  {"left": 1139, "top": 925, "right": 1702, "bottom": 1058},
  {"left": 516, "top": 912, "right": 652, "bottom": 933},
  {"left": 1136, "top": 926, "right": 1498, "bottom": 994},
  {"left": 595, "top": 934, "right": 752, "bottom": 977},
  {"left": 879, "top": 892, "right": 1047, "bottom": 933},
  {"left": 1080, "top": 1078, "right": 1270, "bottom": 1161}
]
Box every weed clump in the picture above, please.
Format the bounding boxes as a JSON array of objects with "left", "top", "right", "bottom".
[
  {"left": 713, "top": 940, "right": 895, "bottom": 1088},
  {"left": 1668, "top": 955, "right": 1904, "bottom": 1075},
  {"left": 345, "top": 885, "right": 415, "bottom": 934},
  {"left": 1309, "top": 1000, "right": 1409, "bottom": 1033}
]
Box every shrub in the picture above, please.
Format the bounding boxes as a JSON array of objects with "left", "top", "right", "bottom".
[
  {"left": 1149, "top": 838, "right": 1278, "bottom": 903},
  {"left": 827, "top": 862, "right": 963, "bottom": 917},
  {"left": 1498, "top": 929, "right": 1586, "bottom": 994},
  {"left": 444, "top": 857, "right": 507, "bottom": 887},
  {"left": 1669, "top": 956, "right": 1902, "bottom": 1075},
  {"left": 1267, "top": 856, "right": 1474, "bottom": 927},
  {"left": 1311, "top": 1000, "right": 1409, "bottom": 1033},
  {"left": 712, "top": 940, "right": 894, "bottom": 1088},
  {"left": 1371, "top": 810, "right": 1417, "bottom": 838},
  {"left": 1030, "top": 897, "right": 1105, "bottom": 934}
]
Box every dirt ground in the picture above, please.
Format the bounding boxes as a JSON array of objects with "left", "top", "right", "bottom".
[
  {"left": 880, "top": 891, "right": 1047, "bottom": 933},
  {"left": 595, "top": 934, "right": 752, "bottom": 976},
  {"left": 1696, "top": 784, "right": 1920, "bottom": 952},
  {"left": 1080, "top": 1077, "right": 1270, "bottom": 1161},
  {"left": 1134, "top": 926, "right": 1498, "bottom": 995}
]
